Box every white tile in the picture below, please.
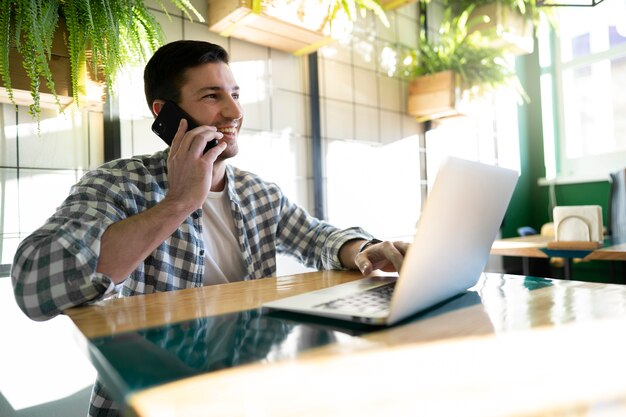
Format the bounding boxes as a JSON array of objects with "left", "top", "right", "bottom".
[
  {"left": 379, "top": 109, "right": 403, "bottom": 144},
  {"left": 145, "top": 0, "right": 187, "bottom": 17},
  {"left": 320, "top": 59, "right": 353, "bottom": 102},
  {"left": 17, "top": 169, "right": 82, "bottom": 234},
  {"left": 322, "top": 98, "right": 354, "bottom": 141},
  {"left": 351, "top": 34, "right": 378, "bottom": 71},
  {"left": 325, "top": 136, "right": 421, "bottom": 238},
  {"left": 353, "top": 68, "right": 378, "bottom": 105},
  {"left": 0, "top": 104, "right": 18, "bottom": 166},
  {"left": 375, "top": 11, "right": 397, "bottom": 42},
  {"left": 428, "top": 2, "right": 446, "bottom": 34},
  {"left": 120, "top": 118, "right": 135, "bottom": 158},
  {"left": 132, "top": 118, "right": 166, "bottom": 156},
  {"left": 271, "top": 90, "right": 308, "bottom": 137},
  {"left": 288, "top": 177, "right": 313, "bottom": 211},
  {"left": 402, "top": 113, "right": 423, "bottom": 138},
  {"left": 0, "top": 169, "right": 19, "bottom": 234},
  {"left": 230, "top": 38, "right": 270, "bottom": 62},
  {"left": 146, "top": 0, "right": 205, "bottom": 23},
  {"left": 0, "top": 236, "right": 20, "bottom": 264},
  {"left": 154, "top": 8, "right": 184, "bottom": 43},
  {"left": 268, "top": 168, "right": 311, "bottom": 208},
  {"left": 319, "top": 41, "right": 352, "bottom": 65},
  {"left": 232, "top": 131, "right": 309, "bottom": 183},
  {"left": 379, "top": 75, "right": 401, "bottom": 112},
  {"left": 270, "top": 50, "right": 307, "bottom": 93},
  {"left": 184, "top": 20, "right": 226, "bottom": 46},
  {"left": 17, "top": 106, "right": 91, "bottom": 170},
  {"left": 230, "top": 50, "right": 271, "bottom": 132},
  {"left": 354, "top": 105, "right": 379, "bottom": 142},
  {"left": 397, "top": 14, "right": 419, "bottom": 49},
  {"left": 189, "top": 0, "right": 209, "bottom": 21},
  {"left": 240, "top": 99, "right": 271, "bottom": 132},
  {"left": 396, "top": 3, "right": 419, "bottom": 20}
]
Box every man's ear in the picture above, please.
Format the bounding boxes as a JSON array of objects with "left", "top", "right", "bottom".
[{"left": 152, "top": 100, "right": 166, "bottom": 117}]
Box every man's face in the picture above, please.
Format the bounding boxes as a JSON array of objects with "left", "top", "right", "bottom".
[{"left": 177, "top": 62, "right": 243, "bottom": 160}]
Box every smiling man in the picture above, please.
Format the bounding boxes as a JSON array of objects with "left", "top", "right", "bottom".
[{"left": 11, "top": 40, "right": 408, "bottom": 417}]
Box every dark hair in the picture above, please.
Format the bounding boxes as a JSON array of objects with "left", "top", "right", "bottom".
[{"left": 144, "top": 40, "right": 230, "bottom": 111}]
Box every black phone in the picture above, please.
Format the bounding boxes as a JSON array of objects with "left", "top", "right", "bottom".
[{"left": 151, "top": 100, "right": 218, "bottom": 153}]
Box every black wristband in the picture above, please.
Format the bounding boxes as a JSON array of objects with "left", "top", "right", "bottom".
[{"left": 358, "top": 238, "right": 382, "bottom": 253}]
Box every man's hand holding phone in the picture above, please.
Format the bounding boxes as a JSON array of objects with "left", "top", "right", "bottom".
[
  {"left": 155, "top": 102, "right": 228, "bottom": 213},
  {"left": 152, "top": 100, "right": 220, "bottom": 153}
]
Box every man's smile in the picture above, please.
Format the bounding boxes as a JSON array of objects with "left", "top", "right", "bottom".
[{"left": 217, "top": 126, "right": 238, "bottom": 134}]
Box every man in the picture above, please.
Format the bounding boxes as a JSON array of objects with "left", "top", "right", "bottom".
[{"left": 11, "top": 40, "right": 408, "bottom": 416}]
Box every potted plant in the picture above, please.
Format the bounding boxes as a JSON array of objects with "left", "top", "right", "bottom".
[
  {"left": 401, "top": 5, "right": 527, "bottom": 121},
  {"left": 208, "top": 0, "right": 389, "bottom": 55},
  {"left": 0, "top": 0, "right": 203, "bottom": 122}
]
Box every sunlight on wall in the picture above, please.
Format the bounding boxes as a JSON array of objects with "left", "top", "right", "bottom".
[
  {"left": 232, "top": 130, "right": 307, "bottom": 207},
  {"left": 326, "top": 136, "right": 421, "bottom": 241},
  {"left": 230, "top": 60, "right": 268, "bottom": 104},
  {"left": 425, "top": 92, "right": 522, "bottom": 188},
  {"left": 117, "top": 66, "right": 153, "bottom": 120}
]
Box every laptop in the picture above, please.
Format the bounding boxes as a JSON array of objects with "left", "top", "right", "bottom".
[{"left": 263, "top": 156, "right": 519, "bottom": 326}]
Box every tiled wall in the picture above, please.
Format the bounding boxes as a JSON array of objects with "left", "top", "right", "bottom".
[
  {"left": 0, "top": 0, "right": 425, "bottom": 268},
  {"left": 0, "top": 103, "right": 104, "bottom": 265}
]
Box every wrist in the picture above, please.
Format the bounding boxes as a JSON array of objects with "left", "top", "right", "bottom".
[{"left": 358, "top": 238, "right": 382, "bottom": 253}]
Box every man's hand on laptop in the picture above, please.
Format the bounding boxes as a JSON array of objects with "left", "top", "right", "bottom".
[{"left": 340, "top": 239, "right": 409, "bottom": 276}]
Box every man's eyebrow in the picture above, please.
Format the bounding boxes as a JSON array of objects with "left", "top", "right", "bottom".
[{"left": 196, "top": 85, "right": 240, "bottom": 93}]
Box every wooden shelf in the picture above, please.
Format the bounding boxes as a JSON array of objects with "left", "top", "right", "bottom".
[{"left": 208, "top": 0, "right": 334, "bottom": 55}]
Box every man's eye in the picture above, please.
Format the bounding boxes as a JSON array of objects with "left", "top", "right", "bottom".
[
  {"left": 232, "top": 93, "right": 240, "bottom": 100},
  {"left": 204, "top": 94, "right": 217, "bottom": 100}
]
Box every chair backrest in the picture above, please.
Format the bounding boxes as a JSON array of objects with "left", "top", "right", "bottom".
[{"left": 609, "top": 169, "right": 626, "bottom": 243}]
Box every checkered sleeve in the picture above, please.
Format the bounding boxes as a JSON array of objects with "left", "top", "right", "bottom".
[
  {"left": 11, "top": 167, "right": 145, "bottom": 321},
  {"left": 275, "top": 194, "right": 374, "bottom": 271}
]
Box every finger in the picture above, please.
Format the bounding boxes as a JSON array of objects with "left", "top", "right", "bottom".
[
  {"left": 378, "top": 242, "right": 405, "bottom": 272},
  {"left": 169, "top": 118, "right": 188, "bottom": 155},
  {"left": 356, "top": 255, "right": 373, "bottom": 275},
  {"left": 357, "top": 241, "right": 407, "bottom": 274},
  {"left": 395, "top": 242, "right": 410, "bottom": 256},
  {"left": 180, "top": 126, "right": 218, "bottom": 154},
  {"left": 202, "top": 139, "right": 228, "bottom": 163},
  {"left": 189, "top": 130, "right": 223, "bottom": 155}
]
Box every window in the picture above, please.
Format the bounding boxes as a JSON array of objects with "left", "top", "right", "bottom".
[{"left": 540, "top": 1, "right": 626, "bottom": 181}]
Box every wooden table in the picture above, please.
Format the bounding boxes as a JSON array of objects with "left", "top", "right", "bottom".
[
  {"left": 491, "top": 235, "right": 626, "bottom": 279},
  {"left": 66, "top": 271, "right": 626, "bottom": 417},
  {"left": 491, "top": 236, "right": 626, "bottom": 261}
]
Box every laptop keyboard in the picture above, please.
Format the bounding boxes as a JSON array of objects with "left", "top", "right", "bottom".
[{"left": 314, "top": 282, "right": 396, "bottom": 314}]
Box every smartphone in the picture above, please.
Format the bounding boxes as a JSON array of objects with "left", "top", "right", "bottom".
[{"left": 151, "top": 100, "right": 218, "bottom": 153}]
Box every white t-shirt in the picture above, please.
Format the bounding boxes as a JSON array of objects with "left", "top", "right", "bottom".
[{"left": 201, "top": 184, "right": 248, "bottom": 285}]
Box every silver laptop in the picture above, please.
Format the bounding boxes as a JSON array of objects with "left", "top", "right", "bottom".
[{"left": 263, "top": 156, "right": 519, "bottom": 326}]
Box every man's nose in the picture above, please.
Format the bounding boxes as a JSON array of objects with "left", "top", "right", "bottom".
[{"left": 222, "top": 96, "right": 242, "bottom": 120}]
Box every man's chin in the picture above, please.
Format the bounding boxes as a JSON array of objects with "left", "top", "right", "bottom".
[{"left": 218, "top": 144, "right": 239, "bottom": 160}]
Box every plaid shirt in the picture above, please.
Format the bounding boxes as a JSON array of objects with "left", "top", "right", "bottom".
[{"left": 11, "top": 149, "right": 371, "bottom": 416}]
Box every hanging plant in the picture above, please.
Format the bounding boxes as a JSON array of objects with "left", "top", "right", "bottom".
[{"left": 0, "top": 0, "right": 203, "bottom": 121}]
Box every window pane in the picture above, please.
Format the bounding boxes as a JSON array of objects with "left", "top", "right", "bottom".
[
  {"left": 558, "top": 1, "right": 626, "bottom": 62},
  {"left": 611, "top": 55, "right": 626, "bottom": 150},
  {"left": 539, "top": 0, "right": 626, "bottom": 180},
  {"left": 609, "top": 25, "right": 626, "bottom": 48}
]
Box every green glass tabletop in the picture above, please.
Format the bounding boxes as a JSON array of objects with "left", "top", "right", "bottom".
[{"left": 87, "top": 275, "right": 554, "bottom": 405}]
